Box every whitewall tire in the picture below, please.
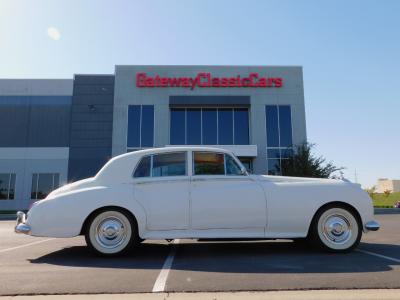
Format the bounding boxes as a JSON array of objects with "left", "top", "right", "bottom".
[
  {"left": 310, "top": 206, "right": 362, "bottom": 252},
  {"left": 85, "top": 210, "right": 137, "bottom": 256}
]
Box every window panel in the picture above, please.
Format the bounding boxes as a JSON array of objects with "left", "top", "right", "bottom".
[
  {"left": 31, "top": 174, "right": 38, "bottom": 199},
  {"left": 233, "top": 108, "right": 249, "bottom": 145},
  {"left": 127, "top": 106, "right": 141, "bottom": 148},
  {"left": 279, "top": 105, "right": 293, "bottom": 147},
  {"left": 267, "top": 149, "right": 281, "bottom": 159},
  {"left": 141, "top": 105, "right": 154, "bottom": 147},
  {"left": 225, "top": 154, "right": 242, "bottom": 175},
  {"left": 202, "top": 109, "right": 217, "bottom": 145},
  {"left": 265, "top": 106, "right": 279, "bottom": 147},
  {"left": 31, "top": 173, "right": 59, "bottom": 200},
  {"left": 0, "top": 174, "right": 14, "bottom": 200},
  {"left": 152, "top": 152, "right": 186, "bottom": 177},
  {"left": 186, "top": 109, "right": 201, "bottom": 144},
  {"left": 9, "top": 174, "right": 16, "bottom": 199},
  {"left": 37, "top": 174, "right": 54, "bottom": 200},
  {"left": 267, "top": 159, "right": 281, "bottom": 175},
  {"left": 194, "top": 152, "right": 225, "bottom": 175},
  {"left": 134, "top": 156, "right": 151, "bottom": 178},
  {"left": 170, "top": 109, "right": 185, "bottom": 145},
  {"left": 218, "top": 109, "right": 233, "bottom": 145}
]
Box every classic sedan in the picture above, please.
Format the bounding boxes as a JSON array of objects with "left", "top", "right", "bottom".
[{"left": 15, "top": 147, "right": 379, "bottom": 256}]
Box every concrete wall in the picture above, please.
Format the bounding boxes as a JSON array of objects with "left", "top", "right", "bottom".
[
  {"left": 112, "top": 65, "right": 307, "bottom": 174},
  {"left": 0, "top": 79, "right": 73, "bottom": 210}
]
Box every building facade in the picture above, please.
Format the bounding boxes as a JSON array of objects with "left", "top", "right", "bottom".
[
  {"left": 376, "top": 178, "right": 400, "bottom": 193},
  {"left": 0, "top": 65, "right": 307, "bottom": 210}
]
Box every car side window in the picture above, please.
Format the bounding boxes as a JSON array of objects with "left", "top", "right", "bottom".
[
  {"left": 133, "top": 156, "right": 151, "bottom": 178},
  {"left": 225, "top": 154, "right": 242, "bottom": 175},
  {"left": 193, "top": 152, "right": 225, "bottom": 175},
  {"left": 152, "top": 152, "right": 187, "bottom": 177}
]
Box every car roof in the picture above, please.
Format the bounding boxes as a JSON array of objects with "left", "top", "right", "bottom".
[{"left": 125, "top": 146, "right": 233, "bottom": 157}]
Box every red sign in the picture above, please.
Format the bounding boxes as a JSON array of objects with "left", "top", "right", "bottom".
[{"left": 136, "top": 72, "right": 283, "bottom": 90}]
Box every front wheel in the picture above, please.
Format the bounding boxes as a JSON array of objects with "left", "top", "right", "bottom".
[
  {"left": 85, "top": 209, "right": 138, "bottom": 256},
  {"left": 309, "top": 206, "right": 362, "bottom": 253}
]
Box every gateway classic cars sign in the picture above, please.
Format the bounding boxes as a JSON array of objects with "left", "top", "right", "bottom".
[{"left": 136, "top": 72, "right": 283, "bottom": 90}]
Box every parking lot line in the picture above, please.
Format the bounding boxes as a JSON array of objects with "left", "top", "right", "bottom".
[
  {"left": 152, "top": 239, "right": 180, "bottom": 293},
  {"left": 0, "top": 238, "right": 55, "bottom": 254},
  {"left": 356, "top": 249, "right": 400, "bottom": 263}
]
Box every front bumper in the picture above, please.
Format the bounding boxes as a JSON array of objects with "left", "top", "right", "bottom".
[
  {"left": 365, "top": 220, "right": 380, "bottom": 231},
  {"left": 15, "top": 211, "right": 31, "bottom": 234}
]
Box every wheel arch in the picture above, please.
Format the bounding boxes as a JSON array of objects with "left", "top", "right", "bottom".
[
  {"left": 306, "top": 201, "right": 363, "bottom": 237},
  {"left": 80, "top": 205, "right": 139, "bottom": 236}
]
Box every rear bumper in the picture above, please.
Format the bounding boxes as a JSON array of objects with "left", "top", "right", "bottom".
[
  {"left": 364, "top": 220, "right": 380, "bottom": 232},
  {"left": 15, "top": 211, "right": 31, "bottom": 235}
]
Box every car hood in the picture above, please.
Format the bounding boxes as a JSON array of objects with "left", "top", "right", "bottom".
[{"left": 255, "top": 174, "right": 353, "bottom": 185}]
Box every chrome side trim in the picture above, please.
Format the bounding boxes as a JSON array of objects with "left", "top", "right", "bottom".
[{"left": 365, "top": 220, "right": 380, "bottom": 231}]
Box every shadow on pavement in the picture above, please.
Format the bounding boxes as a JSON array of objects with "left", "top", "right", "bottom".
[{"left": 29, "top": 240, "right": 400, "bottom": 274}]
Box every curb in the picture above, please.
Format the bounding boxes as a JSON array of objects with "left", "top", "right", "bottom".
[
  {"left": 0, "top": 214, "right": 16, "bottom": 221},
  {"left": 374, "top": 208, "right": 400, "bottom": 215}
]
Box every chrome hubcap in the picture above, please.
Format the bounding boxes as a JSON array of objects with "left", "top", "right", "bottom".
[
  {"left": 322, "top": 215, "right": 352, "bottom": 244},
  {"left": 96, "top": 217, "right": 127, "bottom": 249}
]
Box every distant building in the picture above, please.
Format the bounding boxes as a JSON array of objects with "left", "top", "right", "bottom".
[{"left": 376, "top": 179, "right": 400, "bottom": 193}]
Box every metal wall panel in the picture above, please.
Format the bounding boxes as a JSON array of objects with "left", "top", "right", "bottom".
[{"left": 67, "top": 75, "right": 115, "bottom": 182}]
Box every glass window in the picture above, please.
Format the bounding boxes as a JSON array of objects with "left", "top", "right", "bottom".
[
  {"left": 279, "top": 105, "right": 293, "bottom": 147},
  {"left": 31, "top": 173, "right": 60, "bottom": 200},
  {"left": 133, "top": 156, "right": 151, "bottom": 178},
  {"left": 234, "top": 108, "right": 249, "bottom": 144},
  {"left": 265, "top": 106, "right": 279, "bottom": 147},
  {"left": 267, "top": 148, "right": 281, "bottom": 159},
  {"left": 202, "top": 109, "right": 217, "bottom": 144},
  {"left": 141, "top": 105, "right": 154, "bottom": 147},
  {"left": 170, "top": 109, "right": 185, "bottom": 145},
  {"left": 0, "top": 173, "right": 16, "bottom": 200},
  {"left": 218, "top": 109, "right": 233, "bottom": 145},
  {"left": 127, "top": 106, "right": 141, "bottom": 148},
  {"left": 152, "top": 152, "right": 187, "bottom": 177},
  {"left": 194, "top": 152, "right": 225, "bottom": 175},
  {"left": 280, "top": 148, "right": 294, "bottom": 159},
  {"left": 186, "top": 109, "right": 201, "bottom": 144},
  {"left": 267, "top": 159, "right": 281, "bottom": 175},
  {"left": 225, "top": 154, "right": 242, "bottom": 175},
  {"left": 127, "top": 105, "right": 154, "bottom": 148},
  {"left": 239, "top": 158, "right": 253, "bottom": 173}
]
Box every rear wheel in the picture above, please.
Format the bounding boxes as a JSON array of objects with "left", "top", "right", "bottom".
[
  {"left": 85, "top": 209, "right": 138, "bottom": 256},
  {"left": 310, "top": 206, "right": 362, "bottom": 253}
]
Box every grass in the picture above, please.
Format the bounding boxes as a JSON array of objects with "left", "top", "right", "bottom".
[{"left": 371, "top": 192, "right": 400, "bottom": 208}]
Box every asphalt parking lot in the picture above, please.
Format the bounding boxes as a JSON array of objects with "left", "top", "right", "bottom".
[{"left": 0, "top": 214, "right": 399, "bottom": 296}]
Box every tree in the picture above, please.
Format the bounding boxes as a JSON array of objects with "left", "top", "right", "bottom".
[
  {"left": 384, "top": 190, "right": 392, "bottom": 198},
  {"left": 366, "top": 186, "right": 376, "bottom": 199},
  {"left": 280, "top": 143, "right": 343, "bottom": 178}
]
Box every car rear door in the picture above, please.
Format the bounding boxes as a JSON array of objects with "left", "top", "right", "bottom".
[
  {"left": 190, "top": 151, "right": 266, "bottom": 231},
  {"left": 133, "top": 151, "right": 190, "bottom": 230}
]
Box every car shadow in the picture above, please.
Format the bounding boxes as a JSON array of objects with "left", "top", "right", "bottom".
[{"left": 29, "top": 241, "right": 400, "bottom": 274}]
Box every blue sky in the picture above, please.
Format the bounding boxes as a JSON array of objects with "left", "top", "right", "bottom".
[{"left": 1, "top": 0, "right": 399, "bottom": 187}]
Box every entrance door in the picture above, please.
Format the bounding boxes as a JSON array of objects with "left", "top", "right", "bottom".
[{"left": 190, "top": 151, "right": 266, "bottom": 230}]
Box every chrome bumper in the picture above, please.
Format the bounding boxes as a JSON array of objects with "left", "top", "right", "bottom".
[
  {"left": 15, "top": 211, "right": 31, "bottom": 234},
  {"left": 365, "top": 220, "right": 380, "bottom": 231}
]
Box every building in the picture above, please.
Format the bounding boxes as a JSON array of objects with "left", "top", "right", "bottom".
[
  {"left": 0, "top": 65, "right": 307, "bottom": 210},
  {"left": 376, "top": 178, "right": 400, "bottom": 193}
]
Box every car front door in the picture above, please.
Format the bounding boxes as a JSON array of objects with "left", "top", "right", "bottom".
[
  {"left": 133, "top": 151, "right": 190, "bottom": 231},
  {"left": 190, "top": 151, "right": 266, "bottom": 231}
]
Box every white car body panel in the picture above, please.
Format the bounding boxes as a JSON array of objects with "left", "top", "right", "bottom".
[{"left": 23, "top": 146, "right": 376, "bottom": 240}]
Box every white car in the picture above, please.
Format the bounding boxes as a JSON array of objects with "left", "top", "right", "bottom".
[{"left": 15, "top": 147, "right": 379, "bottom": 256}]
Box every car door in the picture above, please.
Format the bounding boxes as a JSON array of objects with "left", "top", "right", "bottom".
[
  {"left": 190, "top": 151, "right": 266, "bottom": 230},
  {"left": 133, "top": 151, "right": 190, "bottom": 231}
]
